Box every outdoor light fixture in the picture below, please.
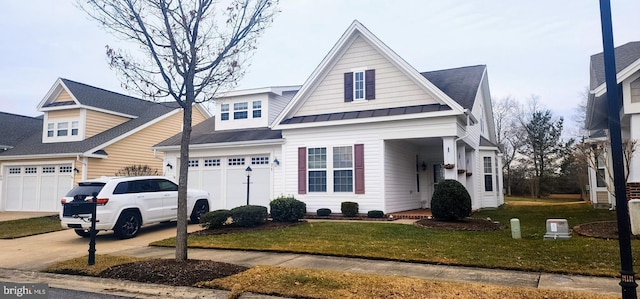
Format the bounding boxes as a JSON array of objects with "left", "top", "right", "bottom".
[
  {"left": 245, "top": 166, "right": 252, "bottom": 205},
  {"left": 73, "top": 168, "right": 80, "bottom": 174},
  {"left": 166, "top": 163, "right": 173, "bottom": 169},
  {"left": 274, "top": 158, "right": 280, "bottom": 165},
  {"left": 421, "top": 161, "right": 427, "bottom": 172}
]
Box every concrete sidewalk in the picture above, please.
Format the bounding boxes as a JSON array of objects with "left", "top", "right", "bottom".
[{"left": 110, "top": 246, "right": 623, "bottom": 296}]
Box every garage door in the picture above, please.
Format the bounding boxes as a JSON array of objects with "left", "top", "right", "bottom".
[
  {"left": 3, "top": 164, "right": 74, "bottom": 212},
  {"left": 187, "top": 156, "right": 271, "bottom": 211}
]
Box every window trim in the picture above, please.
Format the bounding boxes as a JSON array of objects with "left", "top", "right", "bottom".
[
  {"left": 220, "top": 103, "right": 229, "bottom": 121},
  {"left": 44, "top": 118, "right": 82, "bottom": 142},
  {"left": 233, "top": 102, "right": 248, "bottom": 120},
  {"left": 483, "top": 157, "right": 493, "bottom": 192},
  {"left": 252, "top": 101, "right": 262, "bottom": 118}
]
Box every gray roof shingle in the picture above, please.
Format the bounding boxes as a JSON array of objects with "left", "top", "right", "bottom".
[
  {"left": 421, "top": 65, "right": 486, "bottom": 110},
  {"left": 590, "top": 41, "right": 640, "bottom": 89},
  {"left": 0, "top": 80, "right": 179, "bottom": 157},
  {"left": 0, "top": 112, "right": 42, "bottom": 149}
]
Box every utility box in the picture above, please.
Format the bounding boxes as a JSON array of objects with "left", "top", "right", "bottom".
[
  {"left": 543, "top": 219, "right": 571, "bottom": 240},
  {"left": 629, "top": 199, "right": 640, "bottom": 235}
]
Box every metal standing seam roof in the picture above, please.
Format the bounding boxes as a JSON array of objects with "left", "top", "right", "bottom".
[{"left": 0, "top": 80, "right": 180, "bottom": 157}]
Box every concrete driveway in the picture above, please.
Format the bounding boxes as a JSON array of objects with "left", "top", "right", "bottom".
[
  {"left": 0, "top": 222, "right": 201, "bottom": 271},
  {"left": 0, "top": 212, "right": 58, "bottom": 222}
]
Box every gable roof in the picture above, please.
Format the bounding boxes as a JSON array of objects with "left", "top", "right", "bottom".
[
  {"left": 421, "top": 65, "right": 486, "bottom": 110},
  {"left": 587, "top": 41, "right": 640, "bottom": 130},
  {"left": 0, "top": 112, "right": 42, "bottom": 150},
  {"left": 273, "top": 20, "right": 468, "bottom": 127},
  {"left": 590, "top": 41, "right": 640, "bottom": 90},
  {"left": 0, "top": 80, "right": 182, "bottom": 159}
]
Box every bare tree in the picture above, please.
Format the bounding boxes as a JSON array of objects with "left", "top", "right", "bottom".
[
  {"left": 493, "top": 96, "right": 523, "bottom": 196},
  {"left": 78, "top": 0, "right": 278, "bottom": 261},
  {"left": 576, "top": 139, "right": 638, "bottom": 198}
]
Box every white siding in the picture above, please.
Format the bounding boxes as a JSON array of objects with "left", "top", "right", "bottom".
[
  {"left": 384, "top": 140, "right": 421, "bottom": 212},
  {"left": 281, "top": 126, "right": 384, "bottom": 213},
  {"left": 293, "top": 35, "right": 439, "bottom": 117},
  {"left": 215, "top": 93, "right": 269, "bottom": 131},
  {"left": 268, "top": 92, "right": 295, "bottom": 126}
]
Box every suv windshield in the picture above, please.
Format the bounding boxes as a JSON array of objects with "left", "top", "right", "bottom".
[{"left": 65, "top": 182, "right": 106, "bottom": 199}]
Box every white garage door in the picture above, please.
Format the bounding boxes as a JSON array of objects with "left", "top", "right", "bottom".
[
  {"left": 3, "top": 164, "right": 74, "bottom": 212},
  {"left": 187, "top": 156, "right": 271, "bottom": 211}
]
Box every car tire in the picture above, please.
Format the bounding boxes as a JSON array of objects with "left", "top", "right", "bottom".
[
  {"left": 113, "top": 210, "right": 141, "bottom": 239},
  {"left": 74, "top": 229, "right": 93, "bottom": 238},
  {"left": 190, "top": 200, "right": 209, "bottom": 224}
]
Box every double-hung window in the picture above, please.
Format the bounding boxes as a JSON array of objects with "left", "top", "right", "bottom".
[
  {"left": 308, "top": 148, "right": 327, "bottom": 192},
  {"left": 344, "top": 69, "right": 375, "bottom": 102},
  {"left": 596, "top": 155, "right": 606, "bottom": 187},
  {"left": 57, "top": 122, "right": 68, "bottom": 136},
  {"left": 333, "top": 146, "right": 353, "bottom": 192},
  {"left": 221, "top": 104, "right": 229, "bottom": 121},
  {"left": 234, "top": 102, "right": 248, "bottom": 119},
  {"left": 47, "top": 123, "right": 54, "bottom": 137},
  {"left": 252, "top": 101, "right": 262, "bottom": 118},
  {"left": 484, "top": 157, "right": 493, "bottom": 192}
]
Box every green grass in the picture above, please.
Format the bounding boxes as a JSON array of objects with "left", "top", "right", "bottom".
[
  {"left": 152, "top": 202, "right": 639, "bottom": 277},
  {"left": 0, "top": 215, "right": 63, "bottom": 239}
]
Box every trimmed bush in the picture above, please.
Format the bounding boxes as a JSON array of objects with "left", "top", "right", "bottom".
[
  {"left": 229, "top": 205, "right": 268, "bottom": 227},
  {"left": 316, "top": 208, "right": 332, "bottom": 217},
  {"left": 270, "top": 196, "right": 307, "bottom": 222},
  {"left": 341, "top": 202, "right": 359, "bottom": 217},
  {"left": 199, "top": 209, "right": 231, "bottom": 229},
  {"left": 367, "top": 210, "right": 385, "bottom": 218},
  {"left": 431, "top": 179, "right": 472, "bottom": 221}
]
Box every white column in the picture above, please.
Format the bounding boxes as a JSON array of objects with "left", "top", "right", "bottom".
[
  {"left": 629, "top": 114, "right": 640, "bottom": 183},
  {"left": 442, "top": 137, "right": 457, "bottom": 179}
]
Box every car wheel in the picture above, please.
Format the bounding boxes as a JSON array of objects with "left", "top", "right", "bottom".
[
  {"left": 74, "top": 229, "right": 93, "bottom": 238},
  {"left": 190, "top": 200, "right": 209, "bottom": 224},
  {"left": 113, "top": 211, "right": 141, "bottom": 239}
]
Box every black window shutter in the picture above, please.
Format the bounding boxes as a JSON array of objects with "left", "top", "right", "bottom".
[
  {"left": 344, "top": 72, "right": 353, "bottom": 102},
  {"left": 365, "top": 69, "right": 375, "bottom": 100}
]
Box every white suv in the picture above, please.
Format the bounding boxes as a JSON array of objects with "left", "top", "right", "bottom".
[{"left": 60, "top": 176, "right": 210, "bottom": 239}]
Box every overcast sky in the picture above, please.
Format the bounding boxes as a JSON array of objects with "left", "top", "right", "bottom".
[{"left": 1, "top": 1, "right": 638, "bottom": 135}]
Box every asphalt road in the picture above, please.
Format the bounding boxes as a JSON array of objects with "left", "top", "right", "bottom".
[{"left": 48, "top": 287, "right": 133, "bottom": 299}]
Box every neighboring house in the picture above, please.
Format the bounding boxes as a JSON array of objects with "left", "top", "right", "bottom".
[
  {"left": 586, "top": 41, "right": 640, "bottom": 208},
  {"left": 0, "top": 78, "right": 209, "bottom": 212},
  {"left": 156, "top": 20, "right": 503, "bottom": 214}
]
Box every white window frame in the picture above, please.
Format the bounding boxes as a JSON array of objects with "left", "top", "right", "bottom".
[
  {"left": 333, "top": 146, "right": 353, "bottom": 192},
  {"left": 307, "top": 146, "right": 355, "bottom": 193},
  {"left": 353, "top": 70, "right": 365, "bottom": 100},
  {"left": 44, "top": 118, "right": 82, "bottom": 142},
  {"left": 483, "top": 157, "right": 493, "bottom": 192},
  {"left": 228, "top": 157, "right": 246, "bottom": 166},
  {"left": 204, "top": 158, "right": 220, "bottom": 167},
  {"left": 308, "top": 147, "right": 327, "bottom": 192},
  {"left": 251, "top": 156, "right": 269, "bottom": 165},
  {"left": 252, "top": 101, "right": 262, "bottom": 118},
  {"left": 221, "top": 104, "right": 229, "bottom": 121},
  {"left": 233, "top": 102, "right": 248, "bottom": 119}
]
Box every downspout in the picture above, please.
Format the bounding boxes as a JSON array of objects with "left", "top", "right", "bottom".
[{"left": 154, "top": 149, "right": 170, "bottom": 177}]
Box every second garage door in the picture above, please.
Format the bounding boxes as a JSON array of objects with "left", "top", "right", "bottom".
[
  {"left": 2, "top": 164, "right": 74, "bottom": 212},
  {"left": 187, "top": 155, "right": 272, "bottom": 211}
]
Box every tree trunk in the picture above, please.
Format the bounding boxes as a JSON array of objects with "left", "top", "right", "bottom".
[{"left": 176, "top": 101, "right": 193, "bottom": 262}]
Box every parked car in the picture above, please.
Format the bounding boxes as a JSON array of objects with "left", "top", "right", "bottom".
[{"left": 60, "top": 176, "right": 210, "bottom": 239}]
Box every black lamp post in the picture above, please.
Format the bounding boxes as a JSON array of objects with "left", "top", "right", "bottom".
[
  {"left": 599, "top": 1, "right": 637, "bottom": 297},
  {"left": 245, "top": 166, "right": 252, "bottom": 205}
]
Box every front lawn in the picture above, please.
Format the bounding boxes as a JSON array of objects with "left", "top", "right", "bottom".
[
  {"left": 152, "top": 202, "right": 639, "bottom": 276},
  {"left": 0, "top": 215, "right": 63, "bottom": 239}
]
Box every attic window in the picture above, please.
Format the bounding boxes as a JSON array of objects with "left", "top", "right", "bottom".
[{"left": 344, "top": 69, "right": 375, "bottom": 102}]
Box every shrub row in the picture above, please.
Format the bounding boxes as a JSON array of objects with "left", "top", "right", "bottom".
[{"left": 200, "top": 205, "right": 267, "bottom": 229}]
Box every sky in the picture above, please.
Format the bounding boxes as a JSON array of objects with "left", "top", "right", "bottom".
[{"left": 1, "top": 1, "right": 639, "bottom": 136}]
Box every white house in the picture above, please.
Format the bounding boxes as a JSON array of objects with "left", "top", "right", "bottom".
[
  {"left": 155, "top": 20, "right": 503, "bottom": 214},
  {"left": 585, "top": 41, "right": 640, "bottom": 208}
]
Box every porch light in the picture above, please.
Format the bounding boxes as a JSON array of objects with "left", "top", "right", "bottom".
[
  {"left": 421, "top": 161, "right": 427, "bottom": 172},
  {"left": 166, "top": 163, "right": 173, "bottom": 169}
]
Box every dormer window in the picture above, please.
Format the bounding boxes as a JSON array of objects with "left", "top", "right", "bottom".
[
  {"left": 344, "top": 69, "right": 375, "bottom": 102},
  {"left": 233, "top": 102, "right": 248, "bottom": 119},
  {"left": 44, "top": 119, "right": 82, "bottom": 142},
  {"left": 221, "top": 104, "right": 229, "bottom": 121},
  {"left": 252, "top": 101, "right": 262, "bottom": 118}
]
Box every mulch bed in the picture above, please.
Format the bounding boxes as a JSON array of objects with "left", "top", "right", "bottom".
[
  {"left": 190, "top": 220, "right": 306, "bottom": 236},
  {"left": 415, "top": 218, "right": 503, "bottom": 231},
  {"left": 573, "top": 221, "right": 640, "bottom": 240},
  {"left": 99, "top": 259, "right": 247, "bottom": 286}
]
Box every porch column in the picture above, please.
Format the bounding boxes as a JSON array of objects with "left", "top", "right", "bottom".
[
  {"left": 457, "top": 144, "right": 466, "bottom": 181},
  {"left": 442, "top": 137, "right": 457, "bottom": 180},
  {"left": 629, "top": 114, "right": 640, "bottom": 183}
]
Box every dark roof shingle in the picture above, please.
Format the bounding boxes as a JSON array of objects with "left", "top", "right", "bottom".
[{"left": 590, "top": 41, "right": 640, "bottom": 89}]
